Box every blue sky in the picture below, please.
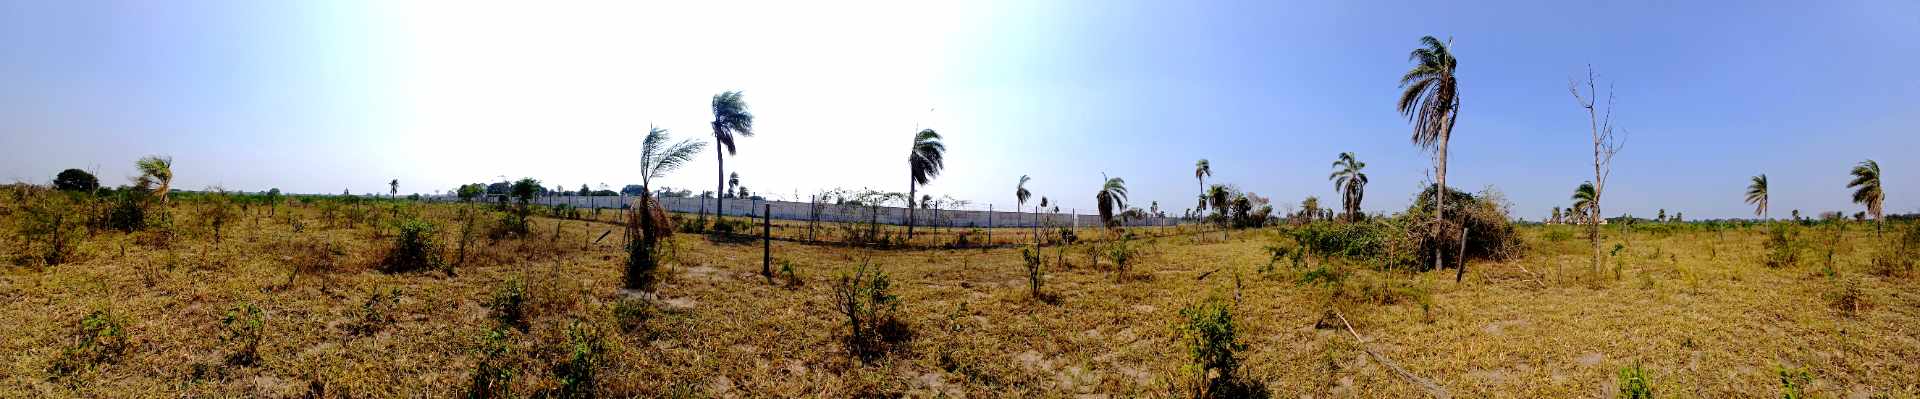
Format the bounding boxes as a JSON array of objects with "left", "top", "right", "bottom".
[{"left": 2, "top": 0, "right": 1914, "bottom": 220}]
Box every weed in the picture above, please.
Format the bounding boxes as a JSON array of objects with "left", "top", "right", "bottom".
[
  {"left": 1107, "top": 235, "right": 1137, "bottom": 278},
  {"left": 466, "top": 327, "right": 516, "bottom": 398},
  {"left": 1827, "top": 276, "right": 1864, "bottom": 317},
  {"left": 347, "top": 287, "right": 401, "bottom": 336},
  {"left": 1778, "top": 365, "right": 1812, "bottom": 398},
  {"left": 779, "top": 259, "right": 803, "bottom": 288},
  {"left": 552, "top": 320, "right": 605, "bottom": 398},
  {"left": 1868, "top": 222, "right": 1917, "bottom": 277},
  {"left": 612, "top": 297, "right": 656, "bottom": 333},
  {"left": 1617, "top": 361, "right": 1653, "bottom": 398},
  {"left": 221, "top": 303, "right": 265, "bottom": 366},
  {"left": 488, "top": 279, "right": 529, "bottom": 331},
  {"left": 48, "top": 309, "right": 130, "bottom": 379}
]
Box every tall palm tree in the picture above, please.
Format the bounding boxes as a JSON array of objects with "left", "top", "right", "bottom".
[
  {"left": 710, "top": 91, "right": 754, "bottom": 224},
  {"left": 633, "top": 126, "right": 707, "bottom": 289},
  {"left": 1096, "top": 174, "right": 1128, "bottom": 228},
  {"left": 906, "top": 129, "right": 946, "bottom": 239},
  {"left": 389, "top": 179, "right": 399, "bottom": 199},
  {"left": 1398, "top": 35, "right": 1460, "bottom": 272},
  {"left": 1195, "top": 158, "right": 1211, "bottom": 199},
  {"left": 1329, "top": 152, "right": 1369, "bottom": 222},
  {"left": 135, "top": 155, "right": 174, "bottom": 205},
  {"left": 1847, "top": 159, "right": 1883, "bottom": 222},
  {"left": 1016, "top": 175, "right": 1033, "bottom": 242},
  {"left": 1745, "top": 174, "right": 1769, "bottom": 219}
]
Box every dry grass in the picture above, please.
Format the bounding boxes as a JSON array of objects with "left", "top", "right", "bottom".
[{"left": 3, "top": 202, "right": 1917, "bottom": 397}]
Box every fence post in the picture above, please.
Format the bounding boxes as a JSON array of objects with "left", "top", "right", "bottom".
[
  {"left": 808, "top": 195, "right": 817, "bottom": 243},
  {"left": 763, "top": 203, "right": 772, "bottom": 283},
  {"left": 987, "top": 204, "right": 993, "bottom": 246}
]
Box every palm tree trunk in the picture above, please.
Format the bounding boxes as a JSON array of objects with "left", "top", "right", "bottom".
[
  {"left": 1434, "top": 127, "right": 1449, "bottom": 273},
  {"left": 907, "top": 183, "right": 916, "bottom": 240},
  {"left": 715, "top": 147, "right": 725, "bottom": 228}
]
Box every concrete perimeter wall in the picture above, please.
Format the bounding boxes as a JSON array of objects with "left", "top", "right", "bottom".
[{"left": 527, "top": 195, "right": 1175, "bottom": 228}]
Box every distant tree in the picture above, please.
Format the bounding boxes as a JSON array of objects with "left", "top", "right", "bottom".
[
  {"left": 53, "top": 169, "right": 99, "bottom": 192},
  {"left": 726, "top": 172, "right": 741, "bottom": 198},
  {"left": 1195, "top": 159, "right": 1212, "bottom": 212},
  {"left": 487, "top": 181, "right": 511, "bottom": 195},
  {"left": 1551, "top": 206, "right": 1562, "bottom": 224},
  {"left": 710, "top": 91, "right": 755, "bottom": 222},
  {"left": 1096, "top": 174, "right": 1129, "bottom": 228},
  {"left": 1300, "top": 196, "right": 1322, "bottom": 222},
  {"left": 390, "top": 179, "right": 399, "bottom": 199},
  {"left": 1399, "top": 35, "right": 1461, "bottom": 273},
  {"left": 266, "top": 188, "right": 283, "bottom": 216},
  {"left": 579, "top": 184, "right": 591, "bottom": 197},
  {"left": 1656, "top": 209, "right": 1666, "bottom": 222},
  {"left": 1672, "top": 212, "right": 1682, "bottom": 223},
  {"left": 457, "top": 184, "right": 484, "bottom": 202},
  {"left": 1746, "top": 174, "right": 1770, "bottom": 219},
  {"left": 621, "top": 184, "right": 646, "bottom": 196},
  {"left": 905, "top": 129, "right": 947, "bottom": 239},
  {"left": 1848, "top": 159, "right": 1883, "bottom": 222},
  {"left": 510, "top": 178, "right": 541, "bottom": 227},
  {"left": 1016, "top": 175, "right": 1033, "bottom": 240},
  {"left": 135, "top": 155, "right": 174, "bottom": 205},
  {"left": 1571, "top": 182, "right": 1596, "bottom": 226},
  {"left": 1207, "top": 184, "right": 1231, "bottom": 223},
  {"left": 1328, "top": 152, "right": 1369, "bottom": 221}
]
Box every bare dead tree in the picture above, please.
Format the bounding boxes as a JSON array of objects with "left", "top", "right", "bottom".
[{"left": 1570, "top": 65, "right": 1627, "bottom": 275}]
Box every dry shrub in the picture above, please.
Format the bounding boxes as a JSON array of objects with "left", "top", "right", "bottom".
[{"left": 1869, "top": 222, "right": 1916, "bottom": 277}]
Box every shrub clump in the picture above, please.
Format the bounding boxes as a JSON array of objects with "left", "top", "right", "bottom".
[
  {"left": 1869, "top": 222, "right": 1916, "bottom": 277},
  {"left": 466, "top": 328, "right": 516, "bottom": 398},
  {"left": 1617, "top": 361, "right": 1653, "bottom": 398},
  {"left": 221, "top": 303, "right": 265, "bottom": 366},
  {"left": 487, "top": 279, "right": 529, "bottom": 331},
  {"left": 834, "top": 261, "right": 910, "bottom": 362},
  {"left": 1021, "top": 245, "right": 1045, "bottom": 299},
  {"left": 552, "top": 320, "right": 605, "bottom": 397},
  {"left": 12, "top": 190, "right": 85, "bottom": 266},
  {"left": 381, "top": 218, "right": 446, "bottom": 273},
  {"left": 48, "top": 309, "right": 130, "bottom": 380},
  {"left": 1172, "top": 296, "right": 1268, "bottom": 398},
  {"left": 1764, "top": 223, "right": 1801, "bottom": 268}
]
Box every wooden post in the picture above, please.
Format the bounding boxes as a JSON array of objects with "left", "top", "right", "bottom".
[
  {"left": 1455, "top": 225, "right": 1470, "bottom": 283},
  {"left": 808, "top": 195, "right": 816, "bottom": 243},
  {"left": 987, "top": 204, "right": 993, "bottom": 246},
  {"left": 763, "top": 203, "right": 772, "bottom": 283}
]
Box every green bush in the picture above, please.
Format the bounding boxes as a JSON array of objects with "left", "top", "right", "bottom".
[
  {"left": 48, "top": 309, "right": 129, "bottom": 379},
  {"left": 487, "top": 279, "right": 528, "bottom": 331},
  {"left": 1106, "top": 235, "right": 1137, "bottom": 277},
  {"left": 1173, "top": 296, "right": 1268, "bottom": 398},
  {"left": 99, "top": 190, "right": 149, "bottom": 232},
  {"left": 1764, "top": 223, "right": 1801, "bottom": 268},
  {"left": 221, "top": 303, "right": 265, "bottom": 366},
  {"left": 13, "top": 190, "right": 85, "bottom": 266},
  {"left": 381, "top": 218, "right": 446, "bottom": 273},
  {"left": 834, "top": 261, "right": 909, "bottom": 362},
  {"left": 466, "top": 327, "right": 516, "bottom": 399},
  {"left": 1778, "top": 365, "right": 1812, "bottom": 399},
  {"left": 552, "top": 320, "right": 605, "bottom": 397},
  {"left": 1617, "top": 362, "right": 1653, "bottom": 398}
]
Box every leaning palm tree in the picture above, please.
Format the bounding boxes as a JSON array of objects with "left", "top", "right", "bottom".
[
  {"left": 1571, "top": 182, "right": 1596, "bottom": 219},
  {"left": 631, "top": 126, "right": 707, "bottom": 290},
  {"left": 135, "top": 155, "right": 174, "bottom": 205},
  {"left": 1847, "top": 159, "right": 1883, "bottom": 222},
  {"left": 1195, "top": 158, "right": 1212, "bottom": 199},
  {"left": 905, "top": 129, "right": 946, "bottom": 239},
  {"left": 1746, "top": 174, "right": 1769, "bottom": 219},
  {"left": 1096, "top": 174, "right": 1129, "bottom": 228},
  {"left": 1398, "top": 35, "right": 1460, "bottom": 272},
  {"left": 1016, "top": 175, "right": 1034, "bottom": 242},
  {"left": 1329, "top": 152, "right": 1369, "bottom": 221},
  {"left": 709, "top": 91, "right": 754, "bottom": 224}
]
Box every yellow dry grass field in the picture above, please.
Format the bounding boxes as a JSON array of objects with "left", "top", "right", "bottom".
[{"left": 3, "top": 201, "right": 1918, "bottom": 398}]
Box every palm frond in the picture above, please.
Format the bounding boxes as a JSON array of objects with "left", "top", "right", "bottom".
[
  {"left": 908, "top": 129, "right": 946, "bottom": 185},
  {"left": 1016, "top": 175, "right": 1032, "bottom": 205}
]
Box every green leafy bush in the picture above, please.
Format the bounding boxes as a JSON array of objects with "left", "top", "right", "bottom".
[
  {"left": 381, "top": 218, "right": 446, "bottom": 273},
  {"left": 487, "top": 279, "right": 528, "bottom": 331},
  {"left": 48, "top": 309, "right": 129, "bottom": 379},
  {"left": 1173, "top": 296, "right": 1267, "bottom": 398},
  {"left": 466, "top": 328, "right": 516, "bottom": 398},
  {"left": 834, "top": 261, "right": 910, "bottom": 362},
  {"left": 1764, "top": 223, "right": 1801, "bottom": 268},
  {"left": 221, "top": 303, "right": 265, "bottom": 366},
  {"left": 1778, "top": 365, "right": 1812, "bottom": 399},
  {"left": 552, "top": 320, "right": 605, "bottom": 397}
]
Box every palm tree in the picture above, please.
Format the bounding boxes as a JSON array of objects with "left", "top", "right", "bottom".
[
  {"left": 1847, "top": 159, "right": 1883, "bottom": 222},
  {"left": 1206, "top": 184, "right": 1231, "bottom": 221},
  {"left": 728, "top": 172, "right": 740, "bottom": 198},
  {"left": 1016, "top": 175, "right": 1033, "bottom": 243},
  {"left": 710, "top": 91, "right": 754, "bottom": 224},
  {"left": 1746, "top": 174, "right": 1769, "bottom": 219},
  {"left": 135, "top": 155, "right": 174, "bottom": 207},
  {"left": 1096, "top": 174, "right": 1129, "bottom": 228},
  {"left": 1398, "top": 35, "right": 1460, "bottom": 272},
  {"left": 1550, "top": 207, "right": 1562, "bottom": 224},
  {"left": 905, "top": 129, "right": 946, "bottom": 239},
  {"left": 1329, "top": 152, "right": 1369, "bottom": 222},
  {"left": 1195, "top": 158, "right": 1212, "bottom": 197},
  {"left": 633, "top": 126, "right": 707, "bottom": 290},
  {"left": 1571, "top": 182, "right": 1596, "bottom": 220}
]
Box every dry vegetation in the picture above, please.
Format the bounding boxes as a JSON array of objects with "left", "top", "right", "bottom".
[{"left": 3, "top": 194, "right": 1918, "bottom": 397}]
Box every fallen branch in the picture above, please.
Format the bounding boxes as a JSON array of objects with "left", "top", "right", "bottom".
[
  {"left": 1194, "top": 268, "right": 1221, "bottom": 281},
  {"left": 1335, "top": 309, "right": 1450, "bottom": 399},
  {"left": 1514, "top": 263, "right": 1549, "bottom": 289}
]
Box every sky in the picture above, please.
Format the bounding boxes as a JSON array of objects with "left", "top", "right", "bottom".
[{"left": 2, "top": 0, "right": 1916, "bottom": 220}]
